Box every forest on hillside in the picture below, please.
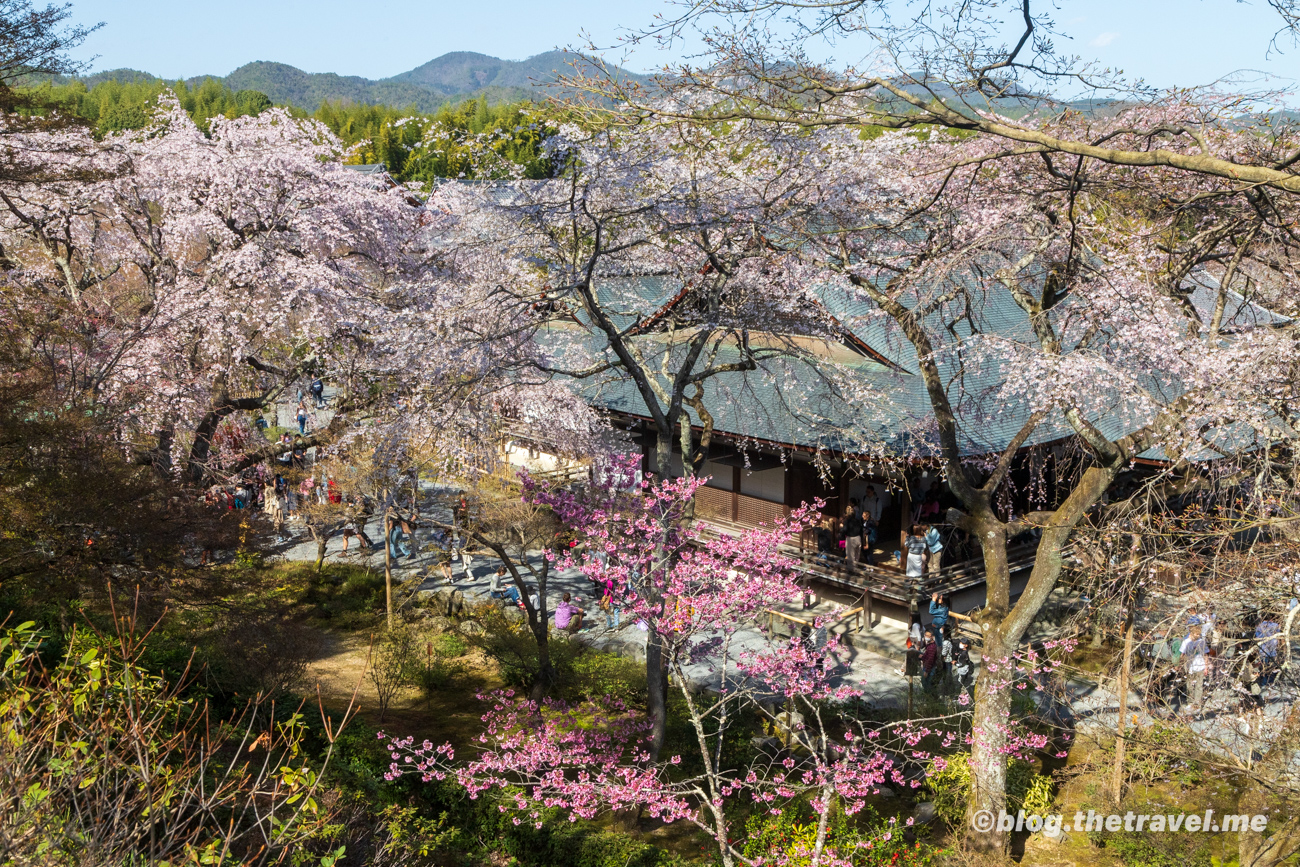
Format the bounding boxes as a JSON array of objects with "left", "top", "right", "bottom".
[{"left": 22, "top": 76, "right": 557, "bottom": 184}]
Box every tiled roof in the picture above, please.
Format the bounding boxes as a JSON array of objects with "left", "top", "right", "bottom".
[{"left": 543, "top": 271, "right": 1288, "bottom": 460}]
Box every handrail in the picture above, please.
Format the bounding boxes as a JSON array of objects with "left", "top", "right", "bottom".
[{"left": 692, "top": 512, "right": 1047, "bottom": 615}]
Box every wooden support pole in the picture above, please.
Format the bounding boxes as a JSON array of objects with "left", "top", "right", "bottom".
[
  {"left": 384, "top": 514, "right": 393, "bottom": 631},
  {"left": 1113, "top": 606, "right": 1136, "bottom": 804}
]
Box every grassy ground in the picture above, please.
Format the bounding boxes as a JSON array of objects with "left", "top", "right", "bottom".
[
  {"left": 292, "top": 581, "right": 725, "bottom": 862},
  {"left": 304, "top": 627, "right": 502, "bottom": 752}
]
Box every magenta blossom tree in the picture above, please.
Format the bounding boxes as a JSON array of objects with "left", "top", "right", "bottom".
[{"left": 384, "top": 458, "right": 1066, "bottom": 866}]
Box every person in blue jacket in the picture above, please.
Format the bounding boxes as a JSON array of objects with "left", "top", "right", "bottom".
[{"left": 930, "top": 591, "right": 951, "bottom": 629}]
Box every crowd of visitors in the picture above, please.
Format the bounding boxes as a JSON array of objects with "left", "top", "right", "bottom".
[{"left": 1141, "top": 600, "right": 1293, "bottom": 724}]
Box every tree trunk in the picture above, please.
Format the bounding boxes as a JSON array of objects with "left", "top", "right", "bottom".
[
  {"left": 967, "top": 630, "right": 1013, "bottom": 851},
  {"left": 1113, "top": 608, "right": 1135, "bottom": 803},
  {"left": 151, "top": 417, "right": 176, "bottom": 476},
  {"left": 528, "top": 559, "right": 554, "bottom": 702},
  {"left": 645, "top": 429, "right": 676, "bottom": 759},
  {"left": 529, "top": 621, "right": 555, "bottom": 703},
  {"left": 964, "top": 521, "right": 1021, "bottom": 853}
]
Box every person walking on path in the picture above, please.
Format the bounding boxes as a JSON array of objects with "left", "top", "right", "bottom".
[
  {"left": 601, "top": 577, "right": 621, "bottom": 630},
  {"left": 310, "top": 377, "right": 325, "bottom": 409},
  {"left": 296, "top": 401, "right": 309, "bottom": 435},
  {"left": 456, "top": 534, "right": 474, "bottom": 578},
  {"left": 952, "top": 638, "right": 975, "bottom": 701},
  {"left": 298, "top": 475, "right": 315, "bottom": 511},
  {"left": 263, "top": 481, "right": 286, "bottom": 541},
  {"left": 920, "top": 628, "right": 941, "bottom": 694},
  {"left": 387, "top": 513, "right": 412, "bottom": 559},
  {"left": 340, "top": 502, "right": 375, "bottom": 555},
  {"left": 1181, "top": 625, "right": 1209, "bottom": 715}
]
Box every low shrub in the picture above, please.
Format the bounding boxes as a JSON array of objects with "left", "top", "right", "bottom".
[
  {"left": 743, "top": 803, "right": 942, "bottom": 867},
  {"left": 926, "top": 756, "right": 1055, "bottom": 827},
  {"left": 416, "top": 655, "right": 467, "bottom": 693},
  {"left": 566, "top": 648, "right": 646, "bottom": 705},
  {"left": 300, "top": 565, "right": 386, "bottom": 628},
  {"left": 429, "top": 632, "right": 467, "bottom": 659},
  {"left": 1093, "top": 829, "right": 1216, "bottom": 867},
  {"left": 469, "top": 605, "right": 580, "bottom": 689}
]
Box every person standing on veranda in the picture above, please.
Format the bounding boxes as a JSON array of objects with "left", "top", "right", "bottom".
[
  {"left": 841, "top": 504, "right": 863, "bottom": 569},
  {"left": 923, "top": 522, "right": 945, "bottom": 574},
  {"left": 902, "top": 524, "right": 928, "bottom": 579}
]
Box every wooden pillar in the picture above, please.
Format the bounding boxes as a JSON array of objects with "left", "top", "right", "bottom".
[
  {"left": 384, "top": 514, "right": 393, "bottom": 630},
  {"left": 731, "top": 465, "right": 741, "bottom": 522},
  {"left": 898, "top": 480, "right": 911, "bottom": 555},
  {"left": 864, "top": 588, "right": 873, "bottom": 632}
]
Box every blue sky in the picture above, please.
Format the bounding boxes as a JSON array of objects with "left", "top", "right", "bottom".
[{"left": 69, "top": 0, "right": 1298, "bottom": 93}]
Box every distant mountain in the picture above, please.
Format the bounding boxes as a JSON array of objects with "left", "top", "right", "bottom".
[
  {"left": 54, "top": 51, "right": 651, "bottom": 113},
  {"left": 386, "top": 49, "right": 620, "bottom": 96},
  {"left": 42, "top": 51, "right": 647, "bottom": 112},
  {"left": 217, "top": 61, "right": 453, "bottom": 112}
]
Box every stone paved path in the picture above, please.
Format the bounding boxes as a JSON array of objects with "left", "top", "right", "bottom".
[{"left": 249, "top": 383, "right": 1296, "bottom": 766}]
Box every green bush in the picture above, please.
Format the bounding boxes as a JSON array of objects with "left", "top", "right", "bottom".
[
  {"left": 491, "top": 807, "right": 691, "bottom": 867},
  {"left": 926, "top": 756, "right": 1054, "bottom": 827},
  {"left": 416, "top": 655, "right": 467, "bottom": 693},
  {"left": 743, "top": 803, "right": 941, "bottom": 866},
  {"left": 298, "top": 564, "right": 385, "bottom": 627},
  {"left": 430, "top": 632, "right": 468, "bottom": 658},
  {"left": 566, "top": 648, "right": 647, "bottom": 704},
  {"left": 1092, "top": 724, "right": 1205, "bottom": 787},
  {"left": 471, "top": 606, "right": 580, "bottom": 689},
  {"left": 1097, "top": 830, "right": 1215, "bottom": 867}
]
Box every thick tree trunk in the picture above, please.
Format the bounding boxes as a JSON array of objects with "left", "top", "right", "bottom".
[
  {"left": 528, "top": 560, "right": 554, "bottom": 702},
  {"left": 186, "top": 385, "right": 274, "bottom": 484},
  {"left": 645, "top": 430, "right": 676, "bottom": 759},
  {"left": 967, "top": 523, "right": 1013, "bottom": 853},
  {"left": 968, "top": 639, "right": 1013, "bottom": 850}
]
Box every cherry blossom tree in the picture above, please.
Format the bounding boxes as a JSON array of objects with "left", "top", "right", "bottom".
[
  {"left": 385, "top": 460, "right": 887, "bottom": 867},
  {"left": 755, "top": 118, "right": 1300, "bottom": 849},
  {"left": 384, "top": 457, "right": 1066, "bottom": 866},
  {"left": 434, "top": 118, "right": 900, "bottom": 755},
  {"left": 567, "top": 0, "right": 1300, "bottom": 195},
  {"left": 439, "top": 102, "right": 1300, "bottom": 851},
  {"left": 0, "top": 93, "right": 598, "bottom": 500}
]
